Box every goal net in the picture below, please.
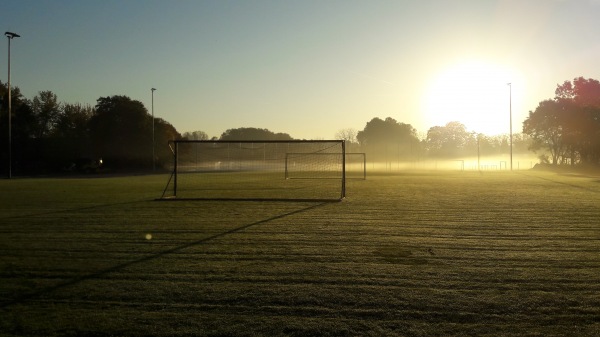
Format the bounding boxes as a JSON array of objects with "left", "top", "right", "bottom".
[
  {"left": 342, "top": 152, "right": 366, "bottom": 180},
  {"left": 286, "top": 152, "right": 366, "bottom": 180},
  {"left": 160, "top": 140, "right": 346, "bottom": 201}
]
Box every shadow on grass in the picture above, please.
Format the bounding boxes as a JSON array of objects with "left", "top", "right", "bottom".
[
  {"left": 521, "top": 172, "right": 600, "bottom": 194},
  {"left": 0, "top": 199, "right": 151, "bottom": 221},
  {"left": 0, "top": 202, "right": 329, "bottom": 309}
]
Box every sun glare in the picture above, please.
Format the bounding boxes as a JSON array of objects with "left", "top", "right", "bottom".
[{"left": 423, "top": 60, "right": 521, "bottom": 136}]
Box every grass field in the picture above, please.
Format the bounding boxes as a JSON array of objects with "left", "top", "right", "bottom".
[{"left": 1, "top": 170, "right": 599, "bottom": 336}]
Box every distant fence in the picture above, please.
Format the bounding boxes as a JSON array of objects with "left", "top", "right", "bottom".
[{"left": 369, "top": 159, "right": 536, "bottom": 171}]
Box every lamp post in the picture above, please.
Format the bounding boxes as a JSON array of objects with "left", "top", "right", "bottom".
[
  {"left": 508, "top": 83, "right": 513, "bottom": 171},
  {"left": 151, "top": 88, "right": 156, "bottom": 171},
  {"left": 5, "top": 31, "right": 20, "bottom": 179}
]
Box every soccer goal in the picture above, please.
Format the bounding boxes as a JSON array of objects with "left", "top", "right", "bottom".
[
  {"left": 344, "top": 152, "right": 366, "bottom": 180},
  {"left": 159, "top": 140, "right": 346, "bottom": 201}
]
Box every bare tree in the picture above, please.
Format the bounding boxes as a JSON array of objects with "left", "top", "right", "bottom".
[{"left": 335, "top": 128, "right": 358, "bottom": 144}]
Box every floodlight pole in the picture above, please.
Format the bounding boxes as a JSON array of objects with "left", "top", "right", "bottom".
[
  {"left": 151, "top": 88, "right": 156, "bottom": 171},
  {"left": 477, "top": 133, "right": 481, "bottom": 172},
  {"left": 5, "top": 31, "right": 20, "bottom": 179},
  {"left": 508, "top": 83, "right": 513, "bottom": 171}
]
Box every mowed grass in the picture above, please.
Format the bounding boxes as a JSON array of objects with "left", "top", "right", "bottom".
[{"left": 1, "top": 171, "right": 599, "bottom": 336}]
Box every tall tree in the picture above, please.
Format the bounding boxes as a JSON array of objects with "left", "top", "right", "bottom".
[
  {"left": 425, "top": 122, "right": 475, "bottom": 158},
  {"left": 357, "top": 117, "right": 415, "bottom": 145},
  {"left": 220, "top": 127, "right": 293, "bottom": 141},
  {"left": 523, "top": 99, "right": 570, "bottom": 165},
  {"left": 356, "top": 117, "right": 420, "bottom": 161},
  {"left": 154, "top": 118, "right": 181, "bottom": 168},
  {"left": 555, "top": 77, "right": 600, "bottom": 107},
  {"left": 0, "top": 81, "right": 36, "bottom": 174},
  {"left": 182, "top": 130, "right": 209, "bottom": 140},
  {"left": 522, "top": 77, "right": 600, "bottom": 165},
  {"left": 89, "top": 95, "right": 152, "bottom": 168},
  {"left": 47, "top": 103, "right": 94, "bottom": 167},
  {"left": 554, "top": 77, "right": 600, "bottom": 164},
  {"left": 31, "top": 91, "right": 61, "bottom": 139},
  {"left": 53, "top": 103, "right": 94, "bottom": 140}
]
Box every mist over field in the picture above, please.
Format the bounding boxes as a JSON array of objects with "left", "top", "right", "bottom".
[{"left": 360, "top": 155, "right": 539, "bottom": 172}]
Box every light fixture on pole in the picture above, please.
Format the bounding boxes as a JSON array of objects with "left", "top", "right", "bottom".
[
  {"left": 151, "top": 88, "right": 156, "bottom": 171},
  {"left": 508, "top": 82, "right": 513, "bottom": 171},
  {"left": 5, "top": 31, "right": 20, "bottom": 179}
]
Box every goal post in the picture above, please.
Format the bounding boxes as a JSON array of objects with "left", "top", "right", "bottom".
[{"left": 159, "top": 140, "right": 346, "bottom": 201}]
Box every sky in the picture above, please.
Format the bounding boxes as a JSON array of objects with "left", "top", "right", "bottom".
[{"left": 1, "top": 0, "right": 600, "bottom": 140}]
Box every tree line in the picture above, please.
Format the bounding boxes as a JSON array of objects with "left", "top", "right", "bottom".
[
  {"left": 1, "top": 77, "right": 596, "bottom": 175},
  {"left": 0, "top": 84, "right": 179, "bottom": 174},
  {"left": 524, "top": 77, "right": 600, "bottom": 166},
  {"left": 336, "top": 118, "right": 531, "bottom": 163},
  {"left": 338, "top": 76, "right": 600, "bottom": 168},
  {"left": 0, "top": 82, "right": 302, "bottom": 175}
]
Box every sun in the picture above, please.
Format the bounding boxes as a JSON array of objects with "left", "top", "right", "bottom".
[{"left": 422, "top": 60, "right": 521, "bottom": 136}]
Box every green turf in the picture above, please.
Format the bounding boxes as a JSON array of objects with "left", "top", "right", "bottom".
[
  {"left": 169, "top": 171, "right": 345, "bottom": 200},
  {"left": 1, "top": 171, "right": 599, "bottom": 336}
]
